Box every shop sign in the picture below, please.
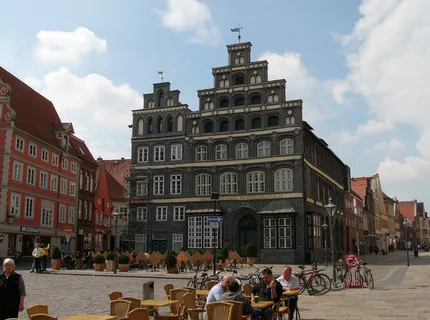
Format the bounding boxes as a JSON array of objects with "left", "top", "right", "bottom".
[{"left": 21, "top": 226, "right": 41, "bottom": 234}]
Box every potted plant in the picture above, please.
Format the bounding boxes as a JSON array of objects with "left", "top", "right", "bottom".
[
  {"left": 217, "top": 247, "right": 229, "bottom": 269},
  {"left": 165, "top": 250, "right": 178, "bottom": 274},
  {"left": 245, "top": 243, "right": 257, "bottom": 266},
  {"left": 105, "top": 252, "right": 115, "bottom": 271},
  {"left": 118, "top": 254, "right": 130, "bottom": 272},
  {"left": 51, "top": 246, "right": 62, "bottom": 270},
  {"left": 180, "top": 246, "right": 187, "bottom": 252},
  {"left": 93, "top": 254, "right": 106, "bottom": 271}
]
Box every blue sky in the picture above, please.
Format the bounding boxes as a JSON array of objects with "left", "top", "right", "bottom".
[{"left": 1, "top": 0, "right": 430, "bottom": 208}]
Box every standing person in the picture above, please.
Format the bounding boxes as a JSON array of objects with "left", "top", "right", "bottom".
[
  {"left": 206, "top": 274, "right": 233, "bottom": 304},
  {"left": 0, "top": 258, "right": 26, "bottom": 319},
  {"left": 251, "top": 268, "right": 283, "bottom": 320},
  {"left": 32, "top": 244, "right": 44, "bottom": 274},
  {"left": 41, "top": 243, "right": 50, "bottom": 272},
  {"left": 276, "top": 266, "right": 300, "bottom": 320}
]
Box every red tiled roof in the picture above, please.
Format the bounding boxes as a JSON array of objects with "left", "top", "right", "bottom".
[
  {"left": 69, "top": 135, "right": 98, "bottom": 166},
  {"left": 101, "top": 158, "right": 131, "bottom": 188},
  {"left": 0, "top": 67, "right": 62, "bottom": 147},
  {"left": 399, "top": 201, "right": 415, "bottom": 221},
  {"left": 106, "top": 170, "right": 125, "bottom": 201}
]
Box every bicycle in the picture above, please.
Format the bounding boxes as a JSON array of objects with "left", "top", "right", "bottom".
[
  {"left": 330, "top": 259, "right": 352, "bottom": 291},
  {"left": 295, "top": 262, "right": 331, "bottom": 295},
  {"left": 355, "top": 261, "right": 374, "bottom": 290},
  {"left": 187, "top": 270, "right": 211, "bottom": 289}
]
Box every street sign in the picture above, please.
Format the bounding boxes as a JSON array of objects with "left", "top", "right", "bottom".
[
  {"left": 208, "top": 216, "right": 223, "bottom": 223},
  {"left": 344, "top": 252, "right": 360, "bottom": 268}
]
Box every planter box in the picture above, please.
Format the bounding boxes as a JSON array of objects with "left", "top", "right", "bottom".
[
  {"left": 167, "top": 266, "right": 179, "bottom": 274},
  {"left": 93, "top": 263, "right": 105, "bottom": 271},
  {"left": 51, "top": 259, "right": 61, "bottom": 270},
  {"left": 246, "top": 257, "right": 256, "bottom": 266},
  {"left": 106, "top": 260, "right": 115, "bottom": 272},
  {"left": 118, "top": 264, "right": 129, "bottom": 272}
]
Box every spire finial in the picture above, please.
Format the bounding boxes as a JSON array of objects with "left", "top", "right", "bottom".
[{"left": 231, "top": 25, "right": 243, "bottom": 43}]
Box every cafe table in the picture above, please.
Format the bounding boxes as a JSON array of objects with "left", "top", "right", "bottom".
[
  {"left": 251, "top": 301, "right": 274, "bottom": 309},
  {"left": 61, "top": 315, "right": 118, "bottom": 320},
  {"left": 141, "top": 299, "right": 180, "bottom": 307},
  {"left": 196, "top": 289, "right": 210, "bottom": 296},
  {"left": 283, "top": 289, "right": 300, "bottom": 296}
]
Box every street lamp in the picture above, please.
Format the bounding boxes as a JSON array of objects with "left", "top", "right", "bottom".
[
  {"left": 322, "top": 223, "right": 328, "bottom": 266},
  {"left": 112, "top": 211, "right": 119, "bottom": 274},
  {"left": 211, "top": 192, "right": 219, "bottom": 275},
  {"left": 353, "top": 202, "right": 360, "bottom": 257},
  {"left": 403, "top": 219, "right": 410, "bottom": 267},
  {"left": 324, "top": 197, "right": 337, "bottom": 282}
]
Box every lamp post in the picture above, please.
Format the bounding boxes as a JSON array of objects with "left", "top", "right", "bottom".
[
  {"left": 403, "top": 219, "right": 410, "bottom": 267},
  {"left": 353, "top": 203, "right": 360, "bottom": 257},
  {"left": 112, "top": 211, "right": 119, "bottom": 274},
  {"left": 325, "top": 197, "right": 337, "bottom": 282},
  {"left": 322, "top": 223, "right": 328, "bottom": 266},
  {"left": 211, "top": 192, "right": 219, "bottom": 275}
]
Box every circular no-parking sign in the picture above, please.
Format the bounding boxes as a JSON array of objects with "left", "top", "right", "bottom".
[{"left": 344, "top": 252, "right": 360, "bottom": 268}]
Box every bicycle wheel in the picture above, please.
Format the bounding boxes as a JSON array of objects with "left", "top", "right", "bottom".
[
  {"left": 366, "top": 271, "right": 374, "bottom": 290},
  {"left": 310, "top": 275, "right": 329, "bottom": 295},
  {"left": 187, "top": 279, "right": 195, "bottom": 288},
  {"left": 354, "top": 270, "right": 363, "bottom": 287},
  {"left": 315, "top": 273, "right": 331, "bottom": 293},
  {"left": 298, "top": 276, "right": 306, "bottom": 295}
]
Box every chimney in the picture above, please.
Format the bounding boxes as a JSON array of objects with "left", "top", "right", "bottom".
[
  {"left": 414, "top": 200, "right": 417, "bottom": 217},
  {"left": 97, "top": 156, "right": 103, "bottom": 164},
  {"left": 121, "top": 157, "right": 124, "bottom": 160}
]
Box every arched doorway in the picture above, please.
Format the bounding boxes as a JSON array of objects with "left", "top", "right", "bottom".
[{"left": 238, "top": 214, "right": 258, "bottom": 255}]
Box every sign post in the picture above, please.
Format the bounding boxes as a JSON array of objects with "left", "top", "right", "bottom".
[
  {"left": 210, "top": 192, "right": 220, "bottom": 275},
  {"left": 353, "top": 198, "right": 360, "bottom": 257},
  {"left": 64, "top": 227, "right": 73, "bottom": 254}
]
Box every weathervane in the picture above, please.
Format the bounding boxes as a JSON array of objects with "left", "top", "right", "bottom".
[
  {"left": 157, "top": 71, "right": 164, "bottom": 82},
  {"left": 231, "top": 25, "right": 243, "bottom": 43}
]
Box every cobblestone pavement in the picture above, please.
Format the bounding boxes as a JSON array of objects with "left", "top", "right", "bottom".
[{"left": 15, "top": 255, "right": 430, "bottom": 319}]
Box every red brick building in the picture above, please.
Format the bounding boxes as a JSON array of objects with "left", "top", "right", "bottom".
[
  {"left": 344, "top": 191, "right": 364, "bottom": 254},
  {"left": 0, "top": 68, "right": 80, "bottom": 256}
]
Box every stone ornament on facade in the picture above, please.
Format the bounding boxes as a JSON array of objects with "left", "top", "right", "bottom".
[
  {"left": 0, "top": 82, "right": 11, "bottom": 96},
  {"left": 271, "top": 131, "right": 278, "bottom": 138},
  {"left": 294, "top": 128, "right": 301, "bottom": 135},
  {"left": 227, "top": 136, "right": 233, "bottom": 142},
  {"left": 227, "top": 207, "right": 233, "bottom": 213},
  {"left": 264, "top": 163, "right": 271, "bottom": 169},
  {"left": 250, "top": 134, "right": 255, "bottom": 140},
  {"left": 208, "top": 138, "right": 214, "bottom": 144},
  {"left": 211, "top": 166, "right": 217, "bottom": 172},
  {"left": 237, "top": 164, "right": 244, "bottom": 171}
]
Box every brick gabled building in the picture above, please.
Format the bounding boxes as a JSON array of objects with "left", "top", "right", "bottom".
[{"left": 0, "top": 67, "right": 80, "bottom": 256}]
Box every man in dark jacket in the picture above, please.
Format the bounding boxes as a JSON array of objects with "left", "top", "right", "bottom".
[
  {"left": 251, "top": 268, "right": 283, "bottom": 319},
  {"left": 221, "top": 280, "right": 253, "bottom": 315}
]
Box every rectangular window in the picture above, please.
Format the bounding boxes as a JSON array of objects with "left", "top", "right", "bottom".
[
  {"left": 25, "top": 197, "right": 34, "bottom": 219},
  {"left": 69, "top": 182, "right": 76, "bottom": 196},
  {"left": 171, "top": 144, "right": 183, "bottom": 161},
  {"left": 313, "top": 215, "right": 322, "bottom": 249},
  {"left": 69, "top": 207, "right": 75, "bottom": 224},
  {"left": 89, "top": 202, "right": 93, "bottom": 220},
  {"left": 12, "top": 161, "right": 23, "bottom": 182},
  {"left": 39, "top": 171, "right": 48, "bottom": 189},
  {"left": 10, "top": 193, "right": 20, "bottom": 217},
  {"left": 153, "top": 175, "right": 164, "bottom": 195},
  {"left": 136, "top": 181, "right": 148, "bottom": 196},
  {"left": 170, "top": 174, "right": 182, "bottom": 195},
  {"left": 27, "top": 167, "right": 36, "bottom": 186},
  {"left": 279, "top": 217, "right": 293, "bottom": 249},
  {"left": 70, "top": 162, "right": 77, "bottom": 173},
  {"left": 41, "top": 149, "right": 49, "bottom": 162},
  {"left": 50, "top": 175, "right": 58, "bottom": 192},
  {"left": 78, "top": 199, "right": 82, "bottom": 219},
  {"left": 83, "top": 201, "right": 88, "bottom": 219},
  {"left": 61, "top": 158, "right": 69, "bottom": 170},
  {"left": 52, "top": 153, "right": 59, "bottom": 166},
  {"left": 135, "top": 234, "right": 147, "bottom": 252},
  {"left": 172, "top": 234, "right": 184, "bottom": 252},
  {"left": 173, "top": 206, "right": 185, "bottom": 221},
  {"left": 154, "top": 146, "right": 165, "bottom": 162},
  {"left": 41, "top": 208, "right": 53, "bottom": 227},
  {"left": 263, "top": 218, "right": 277, "bottom": 248},
  {"left": 59, "top": 205, "right": 66, "bottom": 223},
  {"left": 188, "top": 217, "right": 202, "bottom": 249},
  {"left": 137, "top": 207, "right": 147, "bottom": 221},
  {"left": 137, "top": 147, "right": 149, "bottom": 163},
  {"left": 15, "top": 136, "right": 24, "bottom": 152},
  {"left": 29, "top": 143, "right": 37, "bottom": 157},
  {"left": 156, "top": 206, "right": 167, "bottom": 221},
  {"left": 60, "top": 178, "right": 67, "bottom": 194}
]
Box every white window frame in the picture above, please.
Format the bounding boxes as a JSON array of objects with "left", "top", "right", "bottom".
[
  {"left": 136, "top": 181, "right": 148, "bottom": 196},
  {"left": 59, "top": 205, "right": 66, "bottom": 223},
  {"left": 12, "top": 161, "right": 23, "bottom": 182},
  {"left": 39, "top": 171, "right": 48, "bottom": 189},
  {"left": 27, "top": 166, "right": 36, "bottom": 186},
  {"left": 41, "top": 148, "right": 49, "bottom": 162},
  {"left": 137, "top": 147, "right": 149, "bottom": 163},
  {"left": 279, "top": 217, "right": 293, "bottom": 249},
  {"left": 70, "top": 162, "right": 77, "bottom": 173},
  {"left": 60, "top": 178, "right": 67, "bottom": 195},
  {"left": 215, "top": 144, "right": 228, "bottom": 160},
  {"left": 29, "top": 143, "right": 37, "bottom": 157},
  {"left": 61, "top": 158, "right": 69, "bottom": 170},
  {"left": 274, "top": 168, "right": 293, "bottom": 192},
  {"left": 246, "top": 171, "right": 265, "bottom": 193},
  {"left": 257, "top": 141, "right": 271, "bottom": 157},
  {"left": 170, "top": 174, "right": 182, "bottom": 195},
  {"left": 10, "top": 193, "right": 20, "bottom": 217},
  {"left": 195, "top": 174, "right": 211, "bottom": 196},
  {"left": 220, "top": 172, "right": 238, "bottom": 194},
  {"left": 50, "top": 174, "right": 58, "bottom": 192},
  {"left": 52, "top": 153, "right": 59, "bottom": 166},
  {"left": 41, "top": 208, "right": 53, "bottom": 227},
  {"left": 25, "top": 197, "right": 34, "bottom": 219},
  {"left": 171, "top": 144, "right": 183, "bottom": 161},
  {"left": 280, "top": 138, "right": 294, "bottom": 155},
  {"left": 69, "top": 182, "right": 76, "bottom": 196},
  {"left": 153, "top": 175, "right": 165, "bottom": 195},
  {"left": 188, "top": 216, "right": 203, "bottom": 249},
  {"left": 236, "top": 143, "right": 249, "bottom": 159},
  {"left": 69, "top": 207, "right": 75, "bottom": 224},
  {"left": 156, "top": 206, "right": 168, "bottom": 221},
  {"left": 90, "top": 174, "right": 94, "bottom": 192},
  {"left": 172, "top": 234, "right": 184, "bottom": 252},
  {"left": 83, "top": 201, "right": 88, "bottom": 219},
  {"left": 135, "top": 234, "right": 147, "bottom": 252},
  {"left": 195, "top": 145, "right": 207, "bottom": 161},
  {"left": 15, "top": 136, "right": 24, "bottom": 152},
  {"left": 173, "top": 206, "right": 185, "bottom": 221},
  {"left": 137, "top": 207, "right": 148, "bottom": 221},
  {"left": 263, "top": 218, "right": 277, "bottom": 248},
  {"left": 154, "top": 146, "right": 165, "bottom": 162}
]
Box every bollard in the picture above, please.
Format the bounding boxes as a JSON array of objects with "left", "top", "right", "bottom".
[{"left": 142, "top": 281, "right": 155, "bottom": 300}]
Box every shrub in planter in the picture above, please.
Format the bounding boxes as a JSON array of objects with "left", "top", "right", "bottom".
[
  {"left": 165, "top": 251, "right": 178, "bottom": 274},
  {"left": 93, "top": 254, "right": 106, "bottom": 271},
  {"left": 105, "top": 252, "right": 115, "bottom": 271},
  {"left": 51, "top": 246, "right": 62, "bottom": 270},
  {"left": 245, "top": 243, "right": 258, "bottom": 266},
  {"left": 180, "top": 247, "right": 187, "bottom": 252},
  {"left": 118, "top": 254, "right": 130, "bottom": 272}
]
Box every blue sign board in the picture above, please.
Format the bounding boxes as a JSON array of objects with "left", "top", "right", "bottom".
[{"left": 208, "top": 216, "right": 223, "bottom": 223}]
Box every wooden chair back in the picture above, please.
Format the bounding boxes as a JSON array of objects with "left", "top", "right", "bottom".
[
  {"left": 30, "top": 315, "right": 57, "bottom": 320},
  {"left": 127, "top": 308, "right": 149, "bottom": 320},
  {"left": 164, "top": 283, "right": 174, "bottom": 299},
  {"left": 206, "top": 301, "right": 233, "bottom": 320},
  {"left": 120, "top": 297, "right": 141, "bottom": 311},
  {"left": 226, "top": 301, "right": 243, "bottom": 319},
  {"left": 169, "top": 288, "right": 188, "bottom": 314},
  {"left": 242, "top": 283, "right": 252, "bottom": 299},
  {"left": 27, "top": 304, "right": 49, "bottom": 318},
  {"left": 183, "top": 292, "right": 198, "bottom": 309},
  {"left": 110, "top": 300, "right": 131, "bottom": 318},
  {"left": 108, "top": 291, "right": 123, "bottom": 301},
  {"left": 206, "top": 280, "right": 219, "bottom": 290}
]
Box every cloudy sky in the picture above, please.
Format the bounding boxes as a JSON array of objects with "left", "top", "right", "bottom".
[{"left": 1, "top": 0, "right": 429, "bottom": 206}]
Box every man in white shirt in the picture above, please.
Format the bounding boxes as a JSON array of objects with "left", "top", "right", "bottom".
[
  {"left": 206, "top": 274, "right": 233, "bottom": 304},
  {"left": 276, "top": 266, "right": 300, "bottom": 320},
  {"left": 31, "top": 243, "right": 44, "bottom": 274}
]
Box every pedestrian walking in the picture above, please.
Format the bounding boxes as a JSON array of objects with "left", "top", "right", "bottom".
[
  {"left": 0, "top": 258, "right": 26, "bottom": 319},
  {"left": 41, "top": 243, "right": 50, "bottom": 272},
  {"left": 32, "top": 244, "right": 44, "bottom": 274}
]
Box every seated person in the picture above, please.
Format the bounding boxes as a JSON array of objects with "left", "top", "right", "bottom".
[
  {"left": 276, "top": 266, "right": 300, "bottom": 320},
  {"left": 206, "top": 274, "right": 233, "bottom": 304},
  {"left": 251, "top": 268, "right": 283, "bottom": 320},
  {"left": 220, "top": 280, "right": 253, "bottom": 316}
]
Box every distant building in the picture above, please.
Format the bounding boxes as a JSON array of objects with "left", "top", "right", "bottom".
[{"left": 127, "top": 42, "right": 349, "bottom": 263}]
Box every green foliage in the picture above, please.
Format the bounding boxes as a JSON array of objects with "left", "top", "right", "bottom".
[
  {"left": 217, "top": 247, "right": 229, "bottom": 262},
  {"left": 164, "top": 250, "right": 177, "bottom": 268},
  {"left": 51, "top": 246, "right": 62, "bottom": 260},
  {"left": 93, "top": 254, "right": 106, "bottom": 264},
  {"left": 245, "top": 243, "right": 258, "bottom": 257},
  {"left": 180, "top": 247, "right": 187, "bottom": 252},
  {"left": 118, "top": 254, "right": 130, "bottom": 264},
  {"left": 106, "top": 252, "right": 115, "bottom": 261}
]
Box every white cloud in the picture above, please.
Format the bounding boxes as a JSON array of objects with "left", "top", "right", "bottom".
[
  {"left": 155, "top": 0, "right": 221, "bottom": 46},
  {"left": 356, "top": 119, "right": 393, "bottom": 136},
  {"left": 35, "top": 27, "right": 106, "bottom": 63},
  {"left": 377, "top": 156, "right": 430, "bottom": 182},
  {"left": 373, "top": 138, "right": 404, "bottom": 152},
  {"left": 24, "top": 67, "right": 140, "bottom": 158}
]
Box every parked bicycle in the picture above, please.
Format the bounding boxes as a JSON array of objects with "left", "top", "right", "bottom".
[
  {"left": 331, "top": 259, "right": 352, "bottom": 291},
  {"left": 355, "top": 260, "right": 374, "bottom": 290},
  {"left": 295, "top": 262, "right": 331, "bottom": 295}
]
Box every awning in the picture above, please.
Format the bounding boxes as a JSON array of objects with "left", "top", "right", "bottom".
[
  {"left": 258, "top": 199, "right": 298, "bottom": 214},
  {"left": 186, "top": 202, "right": 223, "bottom": 214}
]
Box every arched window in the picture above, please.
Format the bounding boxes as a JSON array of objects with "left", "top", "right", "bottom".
[
  {"left": 280, "top": 139, "right": 294, "bottom": 155},
  {"left": 177, "top": 114, "right": 183, "bottom": 131},
  {"left": 147, "top": 118, "right": 154, "bottom": 134},
  {"left": 234, "top": 56, "right": 245, "bottom": 64},
  {"left": 157, "top": 118, "right": 163, "bottom": 133},
  {"left": 90, "top": 174, "right": 94, "bottom": 192},
  {"left": 234, "top": 96, "right": 245, "bottom": 107},
  {"left": 236, "top": 143, "right": 249, "bottom": 158},
  {"left": 246, "top": 171, "right": 265, "bottom": 193},
  {"left": 257, "top": 141, "right": 271, "bottom": 157},
  {"left": 137, "top": 119, "right": 144, "bottom": 135},
  {"left": 268, "top": 115, "right": 279, "bottom": 127},
  {"left": 204, "top": 98, "right": 214, "bottom": 110},
  {"left": 195, "top": 173, "right": 211, "bottom": 196},
  {"left": 250, "top": 95, "right": 262, "bottom": 105},
  {"left": 219, "top": 120, "right": 229, "bottom": 132},
  {"left": 166, "top": 98, "right": 174, "bottom": 107},
  {"left": 286, "top": 116, "right": 296, "bottom": 125},
  {"left": 235, "top": 76, "right": 245, "bottom": 85},
  {"left": 167, "top": 116, "right": 173, "bottom": 132},
  {"left": 204, "top": 121, "right": 214, "bottom": 133},
  {"left": 220, "top": 172, "right": 238, "bottom": 194},
  {"left": 195, "top": 145, "right": 207, "bottom": 161},
  {"left": 157, "top": 91, "right": 164, "bottom": 107},
  {"left": 215, "top": 144, "right": 228, "bottom": 160},
  {"left": 219, "top": 98, "right": 229, "bottom": 108},
  {"left": 250, "top": 74, "right": 262, "bottom": 84},
  {"left": 85, "top": 171, "right": 89, "bottom": 191},
  {"left": 268, "top": 91, "right": 279, "bottom": 103},
  {"left": 235, "top": 118, "right": 245, "bottom": 131},
  {"left": 251, "top": 117, "right": 262, "bottom": 129},
  {"left": 147, "top": 100, "right": 154, "bottom": 109},
  {"left": 79, "top": 169, "right": 84, "bottom": 190},
  {"left": 274, "top": 168, "right": 293, "bottom": 192}
]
